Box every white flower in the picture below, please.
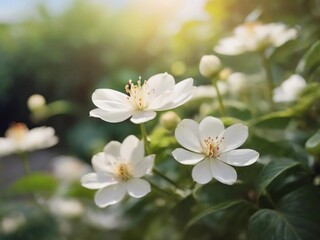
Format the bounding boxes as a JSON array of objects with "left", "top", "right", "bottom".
[
  {"left": 81, "top": 135, "right": 155, "bottom": 208},
  {"left": 0, "top": 123, "right": 58, "bottom": 157},
  {"left": 199, "top": 55, "right": 222, "bottom": 78},
  {"left": 273, "top": 74, "right": 306, "bottom": 103},
  {"left": 172, "top": 117, "right": 259, "bottom": 185},
  {"left": 90, "top": 73, "right": 195, "bottom": 124},
  {"left": 1, "top": 211, "right": 26, "bottom": 234},
  {"left": 214, "top": 22, "right": 298, "bottom": 55},
  {"left": 48, "top": 197, "right": 84, "bottom": 218},
  {"left": 227, "top": 72, "right": 250, "bottom": 94},
  {"left": 52, "top": 155, "right": 91, "bottom": 182},
  {"left": 192, "top": 83, "right": 228, "bottom": 100}
]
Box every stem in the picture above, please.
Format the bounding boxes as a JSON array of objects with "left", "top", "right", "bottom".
[
  {"left": 212, "top": 79, "right": 226, "bottom": 116},
  {"left": 140, "top": 123, "right": 150, "bottom": 155},
  {"left": 260, "top": 51, "right": 275, "bottom": 109},
  {"left": 19, "top": 152, "right": 31, "bottom": 175},
  {"left": 149, "top": 181, "right": 181, "bottom": 200},
  {"left": 139, "top": 123, "right": 181, "bottom": 189},
  {"left": 153, "top": 168, "right": 181, "bottom": 189},
  {"left": 18, "top": 152, "right": 46, "bottom": 212}
]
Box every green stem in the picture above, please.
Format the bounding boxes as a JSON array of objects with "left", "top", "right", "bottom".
[
  {"left": 149, "top": 181, "right": 181, "bottom": 200},
  {"left": 260, "top": 51, "right": 275, "bottom": 109},
  {"left": 212, "top": 79, "right": 226, "bottom": 116},
  {"left": 19, "top": 152, "right": 31, "bottom": 175},
  {"left": 140, "top": 123, "right": 150, "bottom": 154},
  {"left": 139, "top": 123, "right": 181, "bottom": 189},
  {"left": 153, "top": 168, "right": 181, "bottom": 189}
]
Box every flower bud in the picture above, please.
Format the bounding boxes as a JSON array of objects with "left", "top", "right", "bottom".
[
  {"left": 160, "top": 111, "right": 181, "bottom": 130},
  {"left": 27, "top": 94, "right": 46, "bottom": 111},
  {"left": 199, "top": 55, "right": 222, "bottom": 78}
]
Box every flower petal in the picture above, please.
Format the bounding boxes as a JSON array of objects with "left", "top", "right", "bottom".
[
  {"left": 131, "top": 154, "right": 155, "bottom": 178},
  {"left": 120, "top": 135, "right": 144, "bottom": 164},
  {"left": 155, "top": 78, "right": 195, "bottom": 111},
  {"left": 0, "top": 138, "right": 15, "bottom": 157},
  {"left": 192, "top": 159, "right": 213, "bottom": 184},
  {"left": 104, "top": 141, "right": 121, "bottom": 158},
  {"left": 92, "top": 152, "right": 109, "bottom": 173},
  {"left": 94, "top": 183, "right": 126, "bottom": 208},
  {"left": 90, "top": 108, "right": 132, "bottom": 123},
  {"left": 219, "top": 124, "right": 248, "bottom": 152},
  {"left": 130, "top": 111, "right": 156, "bottom": 124},
  {"left": 147, "top": 73, "right": 175, "bottom": 96},
  {"left": 172, "top": 148, "right": 205, "bottom": 165},
  {"left": 92, "top": 89, "right": 129, "bottom": 105},
  {"left": 81, "top": 173, "right": 117, "bottom": 189},
  {"left": 126, "top": 178, "right": 151, "bottom": 198},
  {"left": 210, "top": 159, "right": 237, "bottom": 185},
  {"left": 199, "top": 116, "right": 225, "bottom": 141},
  {"left": 220, "top": 149, "right": 259, "bottom": 166},
  {"left": 175, "top": 119, "right": 202, "bottom": 153}
]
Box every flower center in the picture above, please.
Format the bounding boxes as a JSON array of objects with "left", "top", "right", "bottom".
[
  {"left": 116, "top": 163, "right": 132, "bottom": 181},
  {"left": 5, "top": 123, "right": 28, "bottom": 142},
  {"left": 202, "top": 136, "right": 224, "bottom": 159},
  {"left": 243, "top": 22, "right": 261, "bottom": 34},
  {"left": 125, "top": 79, "right": 154, "bottom": 110}
]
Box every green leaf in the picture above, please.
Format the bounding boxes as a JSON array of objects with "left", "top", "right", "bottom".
[
  {"left": 186, "top": 200, "right": 252, "bottom": 229},
  {"left": 256, "top": 159, "right": 300, "bottom": 196},
  {"left": 9, "top": 172, "right": 57, "bottom": 195},
  {"left": 297, "top": 40, "right": 320, "bottom": 77},
  {"left": 305, "top": 130, "right": 320, "bottom": 155},
  {"left": 249, "top": 186, "right": 320, "bottom": 240}
]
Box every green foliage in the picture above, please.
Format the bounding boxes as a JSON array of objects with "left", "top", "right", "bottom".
[
  {"left": 249, "top": 186, "right": 320, "bottom": 240},
  {"left": 255, "top": 159, "right": 301, "bottom": 196},
  {"left": 8, "top": 172, "right": 57, "bottom": 196}
]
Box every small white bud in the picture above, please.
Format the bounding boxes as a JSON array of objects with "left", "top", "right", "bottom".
[
  {"left": 199, "top": 55, "right": 222, "bottom": 78},
  {"left": 27, "top": 94, "right": 46, "bottom": 111},
  {"left": 160, "top": 111, "right": 181, "bottom": 130}
]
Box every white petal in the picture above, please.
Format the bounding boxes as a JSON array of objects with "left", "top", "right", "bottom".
[
  {"left": 0, "top": 138, "right": 16, "bottom": 157},
  {"left": 130, "top": 111, "right": 156, "bottom": 124},
  {"left": 92, "top": 152, "right": 119, "bottom": 177},
  {"left": 94, "top": 183, "right": 126, "bottom": 208},
  {"left": 90, "top": 108, "right": 133, "bottom": 123},
  {"left": 155, "top": 78, "right": 195, "bottom": 111},
  {"left": 131, "top": 154, "right": 155, "bottom": 178},
  {"left": 210, "top": 159, "right": 237, "bottom": 185},
  {"left": 92, "top": 100, "right": 131, "bottom": 112},
  {"left": 199, "top": 117, "right": 225, "bottom": 141},
  {"left": 120, "top": 135, "right": 144, "bottom": 164},
  {"left": 81, "top": 173, "right": 117, "bottom": 189},
  {"left": 219, "top": 124, "right": 248, "bottom": 152},
  {"left": 92, "top": 89, "right": 129, "bottom": 105},
  {"left": 192, "top": 159, "right": 213, "bottom": 184},
  {"left": 147, "top": 73, "right": 175, "bottom": 96},
  {"left": 175, "top": 119, "right": 202, "bottom": 153},
  {"left": 126, "top": 178, "right": 151, "bottom": 198},
  {"left": 104, "top": 141, "right": 121, "bottom": 158},
  {"left": 25, "top": 127, "right": 58, "bottom": 150},
  {"left": 92, "top": 152, "right": 109, "bottom": 173},
  {"left": 220, "top": 149, "right": 259, "bottom": 166},
  {"left": 172, "top": 148, "right": 205, "bottom": 165}
]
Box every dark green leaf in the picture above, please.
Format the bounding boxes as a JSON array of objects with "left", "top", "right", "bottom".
[
  {"left": 305, "top": 130, "right": 320, "bottom": 155},
  {"left": 249, "top": 186, "right": 320, "bottom": 240},
  {"left": 297, "top": 40, "right": 320, "bottom": 77},
  {"left": 256, "top": 159, "right": 300, "bottom": 196},
  {"left": 186, "top": 200, "right": 252, "bottom": 229}
]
